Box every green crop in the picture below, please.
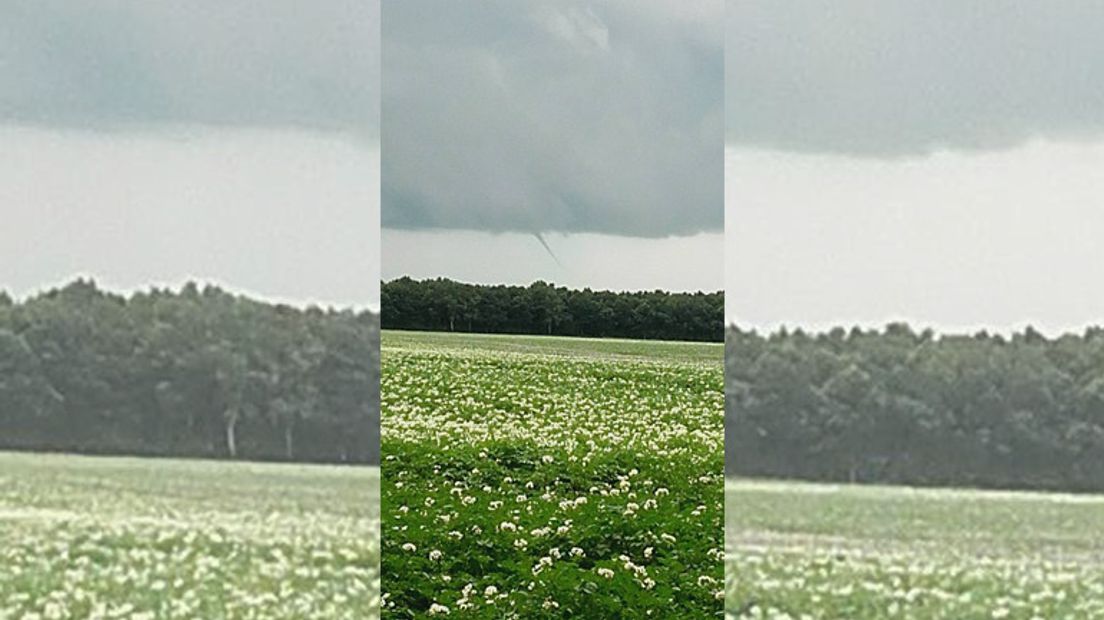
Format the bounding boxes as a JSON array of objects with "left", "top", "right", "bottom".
[
  {"left": 381, "top": 331, "right": 724, "bottom": 618},
  {"left": 0, "top": 452, "right": 380, "bottom": 619},
  {"left": 727, "top": 479, "right": 1104, "bottom": 619}
]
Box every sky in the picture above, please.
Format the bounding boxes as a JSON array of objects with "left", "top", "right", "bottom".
[
  {"left": 726, "top": 1, "right": 1104, "bottom": 335},
  {"left": 382, "top": 229, "right": 722, "bottom": 293},
  {"left": 382, "top": 0, "right": 724, "bottom": 292},
  {"left": 0, "top": 1, "right": 380, "bottom": 309}
]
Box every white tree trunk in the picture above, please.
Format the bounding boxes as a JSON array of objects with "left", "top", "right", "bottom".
[
  {"left": 225, "top": 413, "right": 238, "bottom": 458},
  {"left": 284, "top": 423, "right": 294, "bottom": 460}
]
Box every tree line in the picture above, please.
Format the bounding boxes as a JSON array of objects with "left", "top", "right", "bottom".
[
  {"left": 726, "top": 323, "right": 1104, "bottom": 493},
  {"left": 381, "top": 277, "right": 723, "bottom": 342},
  {"left": 0, "top": 280, "right": 379, "bottom": 464}
]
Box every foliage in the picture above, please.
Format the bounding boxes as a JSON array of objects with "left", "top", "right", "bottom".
[
  {"left": 381, "top": 277, "right": 723, "bottom": 342},
  {"left": 726, "top": 323, "right": 1104, "bottom": 492},
  {"left": 726, "top": 479, "right": 1104, "bottom": 619},
  {"left": 381, "top": 331, "right": 724, "bottom": 617},
  {"left": 0, "top": 451, "right": 380, "bottom": 619},
  {"left": 0, "top": 279, "right": 379, "bottom": 463}
]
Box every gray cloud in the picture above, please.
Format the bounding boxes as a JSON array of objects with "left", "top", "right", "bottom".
[
  {"left": 726, "top": 1, "right": 1104, "bottom": 156},
  {"left": 382, "top": 0, "right": 723, "bottom": 237},
  {"left": 0, "top": 1, "right": 378, "bottom": 139}
]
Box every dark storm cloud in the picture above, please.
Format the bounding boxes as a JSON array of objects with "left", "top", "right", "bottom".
[
  {"left": 0, "top": 1, "right": 378, "bottom": 139},
  {"left": 726, "top": 1, "right": 1104, "bottom": 156},
  {"left": 382, "top": 1, "right": 723, "bottom": 237}
]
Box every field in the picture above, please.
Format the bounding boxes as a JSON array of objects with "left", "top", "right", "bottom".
[
  {"left": 726, "top": 479, "right": 1104, "bottom": 619},
  {"left": 381, "top": 330, "right": 724, "bottom": 617},
  {"left": 0, "top": 452, "right": 380, "bottom": 620}
]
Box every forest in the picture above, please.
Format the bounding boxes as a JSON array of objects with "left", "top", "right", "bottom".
[
  {"left": 726, "top": 323, "right": 1104, "bottom": 493},
  {"left": 0, "top": 279, "right": 379, "bottom": 464},
  {"left": 381, "top": 277, "right": 724, "bottom": 342}
]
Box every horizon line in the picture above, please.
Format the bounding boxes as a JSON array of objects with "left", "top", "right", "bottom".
[
  {"left": 5, "top": 275, "right": 379, "bottom": 314},
  {"left": 382, "top": 275, "right": 723, "bottom": 296}
]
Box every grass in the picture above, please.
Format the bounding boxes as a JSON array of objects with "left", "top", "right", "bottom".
[
  {"left": 0, "top": 451, "right": 380, "bottom": 619},
  {"left": 726, "top": 478, "right": 1104, "bottom": 619},
  {"left": 381, "top": 330, "right": 724, "bottom": 617}
]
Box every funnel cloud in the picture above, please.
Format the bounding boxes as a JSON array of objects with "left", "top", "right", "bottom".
[{"left": 533, "top": 233, "right": 563, "bottom": 268}]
